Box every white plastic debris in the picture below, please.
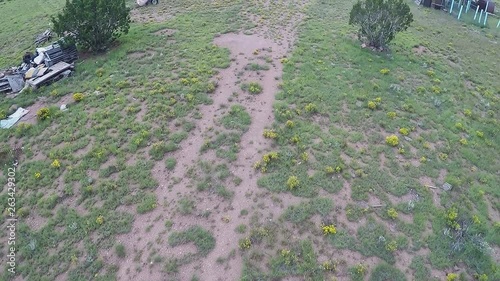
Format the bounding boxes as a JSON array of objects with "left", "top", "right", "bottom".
[{"left": 34, "top": 53, "right": 45, "bottom": 65}]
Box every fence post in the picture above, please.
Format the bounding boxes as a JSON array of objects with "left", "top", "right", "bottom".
[
  {"left": 466, "top": 0, "right": 471, "bottom": 12},
  {"left": 497, "top": 19, "right": 500, "bottom": 28},
  {"left": 483, "top": 1, "right": 490, "bottom": 26},
  {"left": 473, "top": 5, "right": 479, "bottom": 20},
  {"left": 458, "top": 5, "right": 464, "bottom": 19}
]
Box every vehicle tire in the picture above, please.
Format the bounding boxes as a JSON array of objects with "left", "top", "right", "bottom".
[{"left": 151, "top": 0, "right": 158, "bottom": 4}]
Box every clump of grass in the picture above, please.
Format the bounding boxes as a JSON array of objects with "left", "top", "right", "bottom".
[
  {"left": 96, "top": 215, "right": 104, "bottom": 225},
  {"left": 168, "top": 226, "right": 215, "bottom": 256},
  {"left": 385, "top": 135, "right": 399, "bottom": 147},
  {"left": 73, "top": 93, "right": 84, "bottom": 102},
  {"left": 235, "top": 224, "right": 247, "bottom": 233},
  {"left": 321, "top": 224, "right": 337, "bottom": 235},
  {"left": 385, "top": 240, "right": 398, "bottom": 252},
  {"left": 245, "top": 63, "right": 270, "bottom": 71},
  {"left": 242, "top": 82, "right": 263, "bottom": 94},
  {"left": 116, "top": 80, "right": 130, "bottom": 89},
  {"left": 416, "top": 86, "right": 426, "bottom": 93},
  {"left": 304, "top": 103, "right": 317, "bottom": 113},
  {"left": 137, "top": 193, "right": 157, "bottom": 214},
  {"left": 322, "top": 261, "right": 337, "bottom": 272},
  {"left": 220, "top": 105, "right": 251, "bottom": 132},
  {"left": 370, "top": 263, "right": 406, "bottom": 281},
  {"left": 239, "top": 237, "right": 251, "bottom": 249},
  {"left": 387, "top": 208, "right": 398, "bottom": 219},
  {"left": 475, "top": 274, "right": 488, "bottom": 281},
  {"left": 446, "top": 207, "right": 460, "bottom": 230},
  {"left": 14, "top": 122, "right": 33, "bottom": 137},
  {"left": 380, "top": 68, "right": 390, "bottom": 75},
  {"left": 115, "top": 244, "right": 126, "bottom": 258},
  {"left": 399, "top": 128, "right": 409, "bottom": 136},
  {"left": 253, "top": 151, "right": 278, "bottom": 173},
  {"left": 286, "top": 176, "right": 299, "bottom": 189},
  {"left": 17, "top": 207, "right": 29, "bottom": 217},
  {"left": 51, "top": 159, "right": 61, "bottom": 168},
  {"left": 431, "top": 85, "right": 441, "bottom": 94},
  {"left": 368, "top": 101, "right": 377, "bottom": 110},
  {"left": 178, "top": 197, "right": 195, "bottom": 215},
  {"left": 300, "top": 152, "right": 309, "bottom": 162},
  {"left": 95, "top": 68, "right": 105, "bottom": 77},
  {"left": 325, "top": 166, "right": 335, "bottom": 174},
  {"left": 368, "top": 97, "right": 382, "bottom": 110},
  {"left": 263, "top": 129, "right": 278, "bottom": 139},
  {"left": 290, "top": 135, "right": 300, "bottom": 144},
  {"left": 165, "top": 158, "right": 177, "bottom": 170},
  {"left": 149, "top": 141, "right": 169, "bottom": 160},
  {"left": 37, "top": 107, "right": 51, "bottom": 120},
  {"left": 446, "top": 273, "right": 458, "bottom": 281},
  {"left": 283, "top": 198, "right": 333, "bottom": 223},
  {"left": 349, "top": 264, "right": 367, "bottom": 280},
  {"left": 439, "top": 153, "right": 448, "bottom": 160}
]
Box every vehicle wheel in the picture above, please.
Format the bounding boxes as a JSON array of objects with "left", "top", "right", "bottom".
[{"left": 151, "top": 0, "right": 158, "bottom": 4}]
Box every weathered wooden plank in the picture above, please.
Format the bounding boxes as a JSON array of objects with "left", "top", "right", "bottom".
[{"left": 26, "top": 62, "right": 72, "bottom": 88}]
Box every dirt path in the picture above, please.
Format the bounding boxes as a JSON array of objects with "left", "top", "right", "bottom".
[
  {"left": 116, "top": 2, "right": 309, "bottom": 280},
  {"left": 197, "top": 33, "right": 291, "bottom": 281}
]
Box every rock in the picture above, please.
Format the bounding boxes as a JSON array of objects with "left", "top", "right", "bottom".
[
  {"left": 389, "top": 84, "right": 402, "bottom": 92},
  {"left": 442, "top": 182, "right": 452, "bottom": 191},
  {"left": 361, "top": 43, "right": 367, "bottom": 48},
  {"left": 60, "top": 104, "right": 67, "bottom": 111},
  {"left": 355, "top": 101, "right": 363, "bottom": 107},
  {"left": 404, "top": 136, "right": 413, "bottom": 142}
]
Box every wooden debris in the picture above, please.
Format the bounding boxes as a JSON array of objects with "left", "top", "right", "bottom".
[{"left": 26, "top": 62, "right": 73, "bottom": 89}]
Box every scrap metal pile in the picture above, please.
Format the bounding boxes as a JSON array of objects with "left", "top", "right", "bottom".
[{"left": 0, "top": 33, "right": 78, "bottom": 94}]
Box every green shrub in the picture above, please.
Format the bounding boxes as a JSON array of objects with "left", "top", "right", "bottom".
[
  {"left": 349, "top": 0, "right": 413, "bottom": 48},
  {"left": 52, "top": 0, "right": 131, "bottom": 52}
]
